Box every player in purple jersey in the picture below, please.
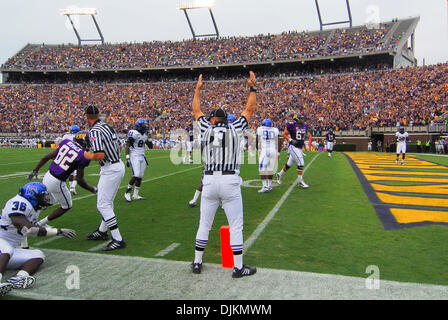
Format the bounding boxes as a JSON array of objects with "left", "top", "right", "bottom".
[
  {"left": 325, "top": 128, "right": 336, "bottom": 158},
  {"left": 276, "top": 113, "right": 309, "bottom": 188},
  {"left": 27, "top": 132, "right": 97, "bottom": 226}
]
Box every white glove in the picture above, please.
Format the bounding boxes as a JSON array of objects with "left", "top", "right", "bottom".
[{"left": 57, "top": 229, "right": 76, "bottom": 239}]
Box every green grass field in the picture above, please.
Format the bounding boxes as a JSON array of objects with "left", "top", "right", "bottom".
[{"left": 0, "top": 148, "right": 448, "bottom": 299}]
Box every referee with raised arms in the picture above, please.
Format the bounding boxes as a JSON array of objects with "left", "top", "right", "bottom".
[
  {"left": 191, "top": 71, "right": 257, "bottom": 278},
  {"left": 83, "top": 105, "right": 126, "bottom": 251}
]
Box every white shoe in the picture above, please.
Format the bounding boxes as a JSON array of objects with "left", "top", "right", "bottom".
[
  {"left": 299, "top": 181, "right": 309, "bottom": 189},
  {"left": 124, "top": 193, "right": 132, "bottom": 202},
  {"left": 132, "top": 196, "right": 146, "bottom": 201},
  {"left": 0, "top": 283, "right": 13, "bottom": 296},
  {"left": 6, "top": 275, "right": 36, "bottom": 289},
  {"left": 258, "top": 187, "right": 270, "bottom": 193},
  {"left": 70, "top": 188, "right": 77, "bottom": 195},
  {"left": 276, "top": 173, "right": 282, "bottom": 185},
  {"left": 189, "top": 201, "right": 196, "bottom": 208}
]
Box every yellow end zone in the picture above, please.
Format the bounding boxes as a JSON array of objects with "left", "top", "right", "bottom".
[{"left": 391, "top": 208, "right": 448, "bottom": 224}]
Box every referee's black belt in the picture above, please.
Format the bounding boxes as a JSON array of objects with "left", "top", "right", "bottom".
[
  {"left": 204, "top": 170, "right": 236, "bottom": 175},
  {"left": 100, "top": 160, "right": 120, "bottom": 166}
]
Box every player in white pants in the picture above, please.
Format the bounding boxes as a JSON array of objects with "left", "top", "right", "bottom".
[
  {"left": 0, "top": 182, "right": 75, "bottom": 296},
  {"left": 124, "top": 119, "right": 151, "bottom": 202},
  {"left": 395, "top": 126, "right": 409, "bottom": 165},
  {"left": 256, "top": 119, "right": 280, "bottom": 193}
]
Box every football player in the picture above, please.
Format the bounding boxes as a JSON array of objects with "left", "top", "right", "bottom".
[
  {"left": 61, "top": 125, "right": 81, "bottom": 195},
  {"left": 0, "top": 182, "right": 75, "bottom": 295},
  {"left": 276, "top": 113, "right": 309, "bottom": 188},
  {"left": 256, "top": 119, "right": 280, "bottom": 193},
  {"left": 124, "top": 119, "right": 152, "bottom": 202},
  {"left": 395, "top": 126, "right": 409, "bottom": 165},
  {"left": 183, "top": 123, "right": 194, "bottom": 164},
  {"left": 325, "top": 128, "right": 336, "bottom": 158},
  {"left": 27, "top": 132, "right": 97, "bottom": 226}
]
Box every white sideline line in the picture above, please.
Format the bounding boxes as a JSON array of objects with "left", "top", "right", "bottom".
[
  {"left": 33, "top": 236, "right": 62, "bottom": 247},
  {"left": 244, "top": 153, "right": 321, "bottom": 252},
  {"left": 155, "top": 243, "right": 181, "bottom": 257},
  {"left": 71, "top": 165, "right": 202, "bottom": 202},
  {"left": 88, "top": 241, "right": 110, "bottom": 252}
]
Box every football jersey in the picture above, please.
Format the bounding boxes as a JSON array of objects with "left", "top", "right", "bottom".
[
  {"left": 395, "top": 132, "right": 409, "bottom": 143},
  {"left": 257, "top": 126, "right": 279, "bottom": 151},
  {"left": 127, "top": 130, "right": 148, "bottom": 157},
  {"left": 286, "top": 123, "right": 308, "bottom": 148},
  {"left": 0, "top": 195, "right": 40, "bottom": 247},
  {"left": 49, "top": 139, "right": 91, "bottom": 181},
  {"left": 326, "top": 132, "right": 336, "bottom": 142},
  {"left": 186, "top": 125, "right": 194, "bottom": 142},
  {"left": 61, "top": 133, "right": 75, "bottom": 142}
]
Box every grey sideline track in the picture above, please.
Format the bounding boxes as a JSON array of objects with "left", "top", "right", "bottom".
[{"left": 5, "top": 249, "right": 448, "bottom": 300}]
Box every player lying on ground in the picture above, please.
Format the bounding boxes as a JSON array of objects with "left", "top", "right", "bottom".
[{"left": 0, "top": 182, "right": 75, "bottom": 296}]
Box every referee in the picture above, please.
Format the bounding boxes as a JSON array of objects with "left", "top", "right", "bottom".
[
  {"left": 191, "top": 72, "right": 258, "bottom": 278},
  {"left": 83, "top": 105, "right": 126, "bottom": 251}
]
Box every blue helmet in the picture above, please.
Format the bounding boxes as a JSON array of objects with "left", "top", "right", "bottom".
[
  {"left": 227, "top": 114, "right": 237, "bottom": 123},
  {"left": 70, "top": 125, "right": 80, "bottom": 134},
  {"left": 19, "top": 182, "right": 51, "bottom": 210},
  {"left": 135, "top": 119, "right": 149, "bottom": 133},
  {"left": 262, "top": 119, "right": 272, "bottom": 127}
]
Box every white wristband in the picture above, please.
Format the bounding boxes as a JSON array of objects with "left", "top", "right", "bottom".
[
  {"left": 126, "top": 155, "right": 130, "bottom": 160},
  {"left": 45, "top": 226, "right": 58, "bottom": 236}
]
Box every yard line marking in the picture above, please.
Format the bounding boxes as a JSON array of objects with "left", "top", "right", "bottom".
[
  {"left": 70, "top": 165, "right": 202, "bottom": 203},
  {"left": 244, "top": 153, "right": 321, "bottom": 252},
  {"left": 88, "top": 242, "right": 110, "bottom": 252},
  {"left": 0, "top": 160, "right": 40, "bottom": 166},
  {"left": 155, "top": 243, "right": 181, "bottom": 257},
  {"left": 33, "top": 236, "right": 62, "bottom": 247}
]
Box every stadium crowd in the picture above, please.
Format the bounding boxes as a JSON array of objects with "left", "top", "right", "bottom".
[
  {"left": 2, "top": 24, "right": 395, "bottom": 71},
  {"left": 0, "top": 62, "right": 446, "bottom": 136}
]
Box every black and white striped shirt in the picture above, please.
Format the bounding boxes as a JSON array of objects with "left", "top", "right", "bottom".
[
  {"left": 89, "top": 120, "right": 121, "bottom": 165},
  {"left": 198, "top": 115, "right": 248, "bottom": 172}
]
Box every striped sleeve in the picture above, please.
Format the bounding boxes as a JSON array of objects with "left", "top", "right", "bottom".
[
  {"left": 197, "top": 116, "right": 212, "bottom": 136},
  {"left": 89, "top": 129, "right": 104, "bottom": 153},
  {"left": 231, "top": 116, "right": 248, "bottom": 134}
]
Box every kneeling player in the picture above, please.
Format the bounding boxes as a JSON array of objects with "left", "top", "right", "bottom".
[
  {"left": 256, "top": 119, "right": 280, "bottom": 193},
  {"left": 0, "top": 182, "right": 75, "bottom": 296},
  {"left": 276, "top": 113, "right": 309, "bottom": 188},
  {"left": 124, "top": 119, "right": 152, "bottom": 202}
]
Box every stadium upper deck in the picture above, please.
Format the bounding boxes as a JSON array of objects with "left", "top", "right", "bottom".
[{"left": 1, "top": 17, "right": 418, "bottom": 76}]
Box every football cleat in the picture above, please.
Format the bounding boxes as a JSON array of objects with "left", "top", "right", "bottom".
[
  {"left": 70, "top": 188, "right": 77, "bottom": 195},
  {"left": 189, "top": 201, "right": 196, "bottom": 208},
  {"left": 258, "top": 187, "right": 270, "bottom": 193},
  {"left": 132, "top": 196, "right": 146, "bottom": 201},
  {"left": 101, "top": 239, "right": 126, "bottom": 251},
  {"left": 0, "top": 283, "right": 13, "bottom": 296},
  {"left": 85, "top": 229, "right": 109, "bottom": 241},
  {"left": 191, "top": 262, "right": 202, "bottom": 274},
  {"left": 232, "top": 265, "right": 257, "bottom": 278},
  {"left": 299, "top": 181, "right": 309, "bottom": 189},
  {"left": 6, "top": 275, "right": 36, "bottom": 289},
  {"left": 401, "top": 160, "right": 405, "bottom": 166},
  {"left": 124, "top": 193, "right": 132, "bottom": 202},
  {"left": 276, "top": 173, "right": 282, "bottom": 185}
]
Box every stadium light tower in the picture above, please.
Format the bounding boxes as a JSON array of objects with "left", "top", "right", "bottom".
[
  {"left": 60, "top": 8, "right": 104, "bottom": 46},
  {"left": 315, "top": 0, "right": 353, "bottom": 31},
  {"left": 177, "top": 0, "right": 220, "bottom": 40}
]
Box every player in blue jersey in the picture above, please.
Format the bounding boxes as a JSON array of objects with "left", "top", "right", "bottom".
[
  {"left": 0, "top": 182, "right": 75, "bottom": 295},
  {"left": 276, "top": 113, "right": 309, "bottom": 188},
  {"left": 27, "top": 132, "right": 97, "bottom": 226}
]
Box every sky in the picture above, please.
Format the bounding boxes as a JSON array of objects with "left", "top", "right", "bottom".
[{"left": 0, "top": 0, "right": 447, "bottom": 69}]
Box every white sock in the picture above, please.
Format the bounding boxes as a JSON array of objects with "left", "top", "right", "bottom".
[
  {"left": 261, "top": 179, "right": 267, "bottom": 188},
  {"left": 99, "top": 221, "right": 108, "bottom": 233},
  {"left": 71, "top": 180, "right": 77, "bottom": 189},
  {"left": 0, "top": 273, "right": 2, "bottom": 282},
  {"left": 278, "top": 169, "right": 285, "bottom": 177},
  {"left": 194, "top": 250, "right": 204, "bottom": 264},
  {"left": 17, "top": 270, "right": 29, "bottom": 277},
  {"left": 111, "top": 229, "right": 123, "bottom": 242},
  {"left": 267, "top": 179, "right": 272, "bottom": 188},
  {"left": 192, "top": 190, "right": 201, "bottom": 202},
  {"left": 298, "top": 175, "right": 303, "bottom": 183},
  {"left": 233, "top": 254, "right": 243, "bottom": 269},
  {"left": 133, "top": 187, "right": 140, "bottom": 198},
  {"left": 126, "top": 184, "right": 132, "bottom": 192}
]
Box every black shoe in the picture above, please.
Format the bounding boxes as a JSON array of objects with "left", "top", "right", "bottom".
[
  {"left": 85, "top": 229, "right": 109, "bottom": 241},
  {"left": 191, "top": 262, "right": 202, "bottom": 274},
  {"left": 232, "top": 265, "right": 257, "bottom": 278},
  {"left": 101, "top": 239, "right": 127, "bottom": 251}
]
